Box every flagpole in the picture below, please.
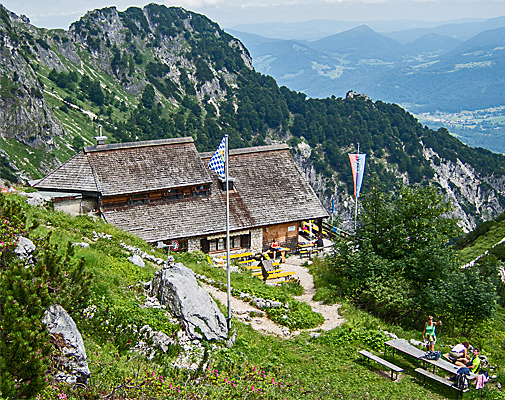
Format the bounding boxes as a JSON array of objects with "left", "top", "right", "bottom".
[
  {"left": 225, "top": 134, "right": 231, "bottom": 332},
  {"left": 354, "top": 143, "right": 360, "bottom": 232}
]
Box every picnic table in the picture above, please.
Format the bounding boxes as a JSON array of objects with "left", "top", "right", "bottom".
[
  {"left": 385, "top": 339, "right": 478, "bottom": 379},
  {"left": 297, "top": 242, "right": 317, "bottom": 258},
  {"left": 264, "top": 247, "right": 289, "bottom": 263},
  {"left": 424, "top": 357, "right": 478, "bottom": 380},
  {"left": 385, "top": 338, "right": 478, "bottom": 397},
  {"left": 384, "top": 339, "right": 426, "bottom": 362}
]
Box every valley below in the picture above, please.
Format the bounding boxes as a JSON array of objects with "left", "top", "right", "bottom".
[{"left": 414, "top": 106, "right": 505, "bottom": 154}]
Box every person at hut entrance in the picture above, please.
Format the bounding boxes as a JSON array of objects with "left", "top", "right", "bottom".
[{"left": 315, "top": 236, "right": 324, "bottom": 253}]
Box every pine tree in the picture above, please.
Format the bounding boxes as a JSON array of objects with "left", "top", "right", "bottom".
[
  {"left": 0, "top": 194, "right": 92, "bottom": 398},
  {"left": 0, "top": 249, "right": 52, "bottom": 398}
]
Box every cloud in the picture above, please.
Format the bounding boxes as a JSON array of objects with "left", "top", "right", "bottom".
[{"left": 167, "top": 0, "right": 224, "bottom": 8}]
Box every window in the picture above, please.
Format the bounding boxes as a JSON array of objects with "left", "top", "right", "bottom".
[
  {"left": 128, "top": 193, "right": 149, "bottom": 206},
  {"left": 219, "top": 178, "right": 235, "bottom": 192},
  {"left": 165, "top": 188, "right": 183, "bottom": 201},
  {"left": 202, "top": 233, "right": 250, "bottom": 253},
  {"left": 193, "top": 184, "right": 211, "bottom": 197},
  {"left": 101, "top": 195, "right": 128, "bottom": 209},
  {"left": 175, "top": 239, "right": 188, "bottom": 252}
]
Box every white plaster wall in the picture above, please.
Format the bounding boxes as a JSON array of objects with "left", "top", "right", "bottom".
[
  {"left": 53, "top": 199, "right": 82, "bottom": 216},
  {"left": 53, "top": 198, "right": 97, "bottom": 216}
]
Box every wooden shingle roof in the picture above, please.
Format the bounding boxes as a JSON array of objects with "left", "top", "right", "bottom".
[
  {"left": 34, "top": 137, "right": 212, "bottom": 196},
  {"left": 221, "top": 144, "right": 329, "bottom": 226},
  {"left": 102, "top": 143, "right": 329, "bottom": 242},
  {"left": 34, "top": 151, "right": 98, "bottom": 194}
]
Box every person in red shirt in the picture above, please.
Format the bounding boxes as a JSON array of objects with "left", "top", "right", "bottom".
[{"left": 270, "top": 238, "right": 279, "bottom": 259}]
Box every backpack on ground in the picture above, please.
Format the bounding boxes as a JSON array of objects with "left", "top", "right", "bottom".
[
  {"left": 453, "top": 373, "right": 469, "bottom": 390},
  {"left": 422, "top": 350, "right": 441, "bottom": 360}
]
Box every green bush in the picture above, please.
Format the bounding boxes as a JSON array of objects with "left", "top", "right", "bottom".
[{"left": 266, "top": 301, "right": 324, "bottom": 329}]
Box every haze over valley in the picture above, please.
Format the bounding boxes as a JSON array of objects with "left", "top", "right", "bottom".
[{"left": 228, "top": 16, "right": 505, "bottom": 153}]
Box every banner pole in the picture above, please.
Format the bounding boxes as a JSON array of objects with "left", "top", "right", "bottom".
[
  {"left": 354, "top": 143, "right": 360, "bottom": 232},
  {"left": 225, "top": 135, "right": 232, "bottom": 332}
]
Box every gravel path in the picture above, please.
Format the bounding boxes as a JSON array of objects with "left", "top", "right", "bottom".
[{"left": 200, "top": 251, "right": 345, "bottom": 337}]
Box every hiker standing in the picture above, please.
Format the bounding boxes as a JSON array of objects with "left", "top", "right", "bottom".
[{"left": 423, "top": 316, "right": 442, "bottom": 351}]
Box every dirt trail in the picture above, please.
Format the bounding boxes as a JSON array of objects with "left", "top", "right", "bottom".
[{"left": 200, "top": 253, "right": 345, "bottom": 337}]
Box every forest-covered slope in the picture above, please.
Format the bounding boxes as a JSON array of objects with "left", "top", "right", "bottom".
[{"left": 1, "top": 4, "right": 505, "bottom": 231}]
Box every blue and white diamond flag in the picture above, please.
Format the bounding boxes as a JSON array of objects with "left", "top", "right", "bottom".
[{"left": 208, "top": 136, "right": 226, "bottom": 179}]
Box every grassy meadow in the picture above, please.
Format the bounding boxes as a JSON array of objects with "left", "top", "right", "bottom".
[{"left": 1, "top": 193, "right": 505, "bottom": 399}]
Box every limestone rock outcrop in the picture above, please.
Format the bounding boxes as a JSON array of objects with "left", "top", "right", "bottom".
[
  {"left": 42, "top": 304, "right": 90, "bottom": 385},
  {"left": 150, "top": 258, "right": 228, "bottom": 341}
]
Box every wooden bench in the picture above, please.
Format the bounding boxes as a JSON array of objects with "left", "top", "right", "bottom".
[
  {"left": 415, "top": 368, "right": 469, "bottom": 398},
  {"left": 220, "top": 252, "right": 253, "bottom": 260},
  {"left": 258, "top": 271, "right": 296, "bottom": 280},
  {"left": 298, "top": 243, "right": 318, "bottom": 258},
  {"left": 359, "top": 350, "right": 403, "bottom": 380},
  {"left": 252, "top": 269, "right": 284, "bottom": 276}
]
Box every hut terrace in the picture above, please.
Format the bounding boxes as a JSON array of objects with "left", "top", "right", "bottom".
[{"left": 34, "top": 137, "right": 328, "bottom": 255}]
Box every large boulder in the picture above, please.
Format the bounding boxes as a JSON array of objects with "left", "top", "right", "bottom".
[
  {"left": 150, "top": 260, "right": 228, "bottom": 341},
  {"left": 128, "top": 254, "right": 145, "bottom": 268},
  {"left": 14, "top": 236, "right": 36, "bottom": 262},
  {"left": 42, "top": 304, "right": 90, "bottom": 385}
]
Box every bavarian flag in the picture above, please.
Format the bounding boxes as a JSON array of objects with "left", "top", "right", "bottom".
[
  {"left": 348, "top": 153, "right": 366, "bottom": 198},
  {"left": 208, "top": 136, "right": 226, "bottom": 179}
]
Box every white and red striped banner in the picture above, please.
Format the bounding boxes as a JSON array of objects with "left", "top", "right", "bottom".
[{"left": 348, "top": 153, "right": 366, "bottom": 198}]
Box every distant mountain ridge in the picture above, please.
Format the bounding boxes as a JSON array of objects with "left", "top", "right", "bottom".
[
  {"left": 230, "top": 20, "right": 505, "bottom": 116},
  {"left": 409, "top": 33, "right": 462, "bottom": 54},
  {"left": 230, "top": 17, "right": 505, "bottom": 42},
  {"left": 385, "top": 15, "right": 505, "bottom": 44},
  {"left": 311, "top": 25, "right": 406, "bottom": 61}
]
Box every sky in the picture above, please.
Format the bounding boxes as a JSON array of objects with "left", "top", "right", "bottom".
[{"left": 1, "top": 0, "right": 505, "bottom": 31}]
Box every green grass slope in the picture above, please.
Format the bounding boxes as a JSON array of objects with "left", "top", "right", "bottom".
[{"left": 2, "top": 192, "right": 505, "bottom": 399}]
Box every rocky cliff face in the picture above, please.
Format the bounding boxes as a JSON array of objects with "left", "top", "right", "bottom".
[
  {"left": 0, "top": 4, "right": 253, "bottom": 177},
  {"left": 0, "top": 8, "right": 65, "bottom": 155},
  {"left": 423, "top": 146, "right": 505, "bottom": 231},
  {"left": 293, "top": 140, "right": 505, "bottom": 232},
  {"left": 293, "top": 141, "right": 355, "bottom": 231}
]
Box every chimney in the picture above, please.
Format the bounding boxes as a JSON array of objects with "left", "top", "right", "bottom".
[{"left": 94, "top": 125, "right": 107, "bottom": 146}]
